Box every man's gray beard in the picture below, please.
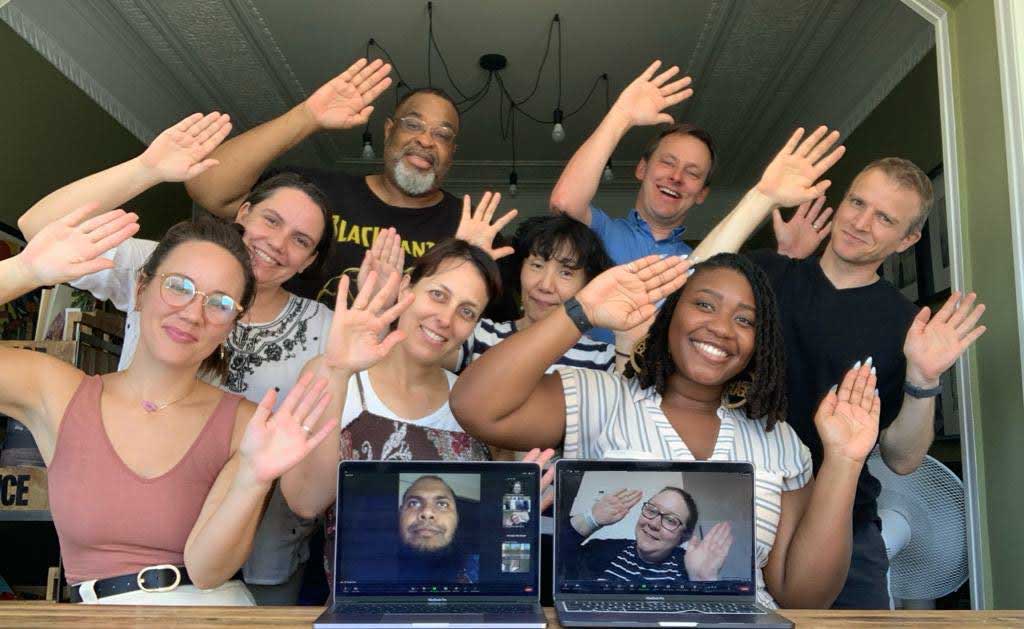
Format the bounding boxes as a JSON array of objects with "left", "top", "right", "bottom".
[{"left": 393, "top": 159, "right": 437, "bottom": 196}]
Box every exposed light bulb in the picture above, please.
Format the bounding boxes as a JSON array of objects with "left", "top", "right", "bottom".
[
  {"left": 508, "top": 171, "right": 519, "bottom": 198},
  {"left": 551, "top": 109, "right": 565, "bottom": 143},
  {"left": 361, "top": 131, "right": 375, "bottom": 160},
  {"left": 602, "top": 161, "right": 615, "bottom": 183}
]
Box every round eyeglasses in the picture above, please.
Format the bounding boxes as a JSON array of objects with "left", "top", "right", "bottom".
[
  {"left": 157, "top": 273, "right": 242, "bottom": 325},
  {"left": 640, "top": 501, "right": 684, "bottom": 531},
  {"left": 395, "top": 116, "right": 456, "bottom": 146}
]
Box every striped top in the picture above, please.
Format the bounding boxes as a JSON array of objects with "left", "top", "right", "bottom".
[
  {"left": 457, "top": 318, "right": 616, "bottom": 374},
  {"left": 602, "top": 543, "right": 687, "bottom": 584},
  {"left": 558, "top": 368, "right": 813, "bottom": 609}
]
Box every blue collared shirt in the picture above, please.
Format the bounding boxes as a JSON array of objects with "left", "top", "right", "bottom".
[{"left": 589, "top": 206, "right": 693, "bottom": 265}]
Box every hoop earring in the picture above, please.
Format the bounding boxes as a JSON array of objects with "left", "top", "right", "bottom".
[
  {"left": 721, "top": 379, "right": 751, "bottom": 409},
  {"left": 629, "top": 335, "right": 649, "bottom": 374}
]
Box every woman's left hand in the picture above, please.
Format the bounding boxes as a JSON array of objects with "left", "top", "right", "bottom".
[
  {"left": 684, "top": 521, "right": 733, "bottom": 581},
  {"left": 454, "top": 192, "right": 517, "bottom": 260},
  {"left": 239, "top": 373, "right": 337, "bottom": 484},
  {"left": 814, "top": 360, "right": 880, "bottom": 464}
]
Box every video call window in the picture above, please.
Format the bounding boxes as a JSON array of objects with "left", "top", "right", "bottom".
[
  {"left": 556, "top": 469, "right": 755, "bottom": 596},
  {"left": 336, "top": 465, "right": 540, "bottom": 596}
]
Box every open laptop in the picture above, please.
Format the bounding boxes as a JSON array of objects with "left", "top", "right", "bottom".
[
  {"left": 553, "top": 460, "right": 792, "bottom": 628},
  {"left": 314, "top": 460, "right": 547, "bottom": 628}
]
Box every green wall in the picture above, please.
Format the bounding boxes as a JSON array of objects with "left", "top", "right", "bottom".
[
  {"left": 0, "top": 20, "right": 190, "bottom": 240},
  {"left": 940, "top": 0, "right": 1024, "bottom": 608}
]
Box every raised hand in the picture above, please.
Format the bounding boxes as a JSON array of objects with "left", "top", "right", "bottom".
[
  {"left": 138, "top": 112, "right": 232, "bottom": 182},
  {"left": 356, "top": 227, "right": 406, "bottom": 312},
  {"left": 454, "top": 192, "right": 518, "bottom": 260},
  {"left": 304, "top": 58, "right": 392, "bottom": 130},
  {"left": 324, "top": 273, "right": 413, "bottom": 374},
  {"left": 239, "top": 373, "right": 337, "bottom": 483},
  {"left": 773, "top": 196, "right": 834, "bottom": 259},
  {"left": 592, "top": 488, "right": 644, "bottom": 526},
  {"left": 904, "top": 292, "right": 986, "bottom": 387},
  {"left": 814, "top": 360, "right": 880, "bottom": 464},
  {"left": 685, "top": 522, "right": 734, "bottom": 581},
  {"left": 576, "top": 255, "right": 691, "bottom": 331},
  {"left": 521, "top": 447, "right": 558, "bottom": 511},
  {"left": 610, "top": 60, "right": 694, "bottom": 127},
  {"left": 17, "top": 204, "right": 139, "bottom": 286},
  {"left": 756, "top": 126, "right": 846, "bottom": 208}
]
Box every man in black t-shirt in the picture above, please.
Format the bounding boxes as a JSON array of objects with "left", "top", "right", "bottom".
[
  {"left": 186, "top": 58, "right": 495, "bottom": 308},
  {"left": 693, "top": 127, "right": 986, "bottom": 608}
]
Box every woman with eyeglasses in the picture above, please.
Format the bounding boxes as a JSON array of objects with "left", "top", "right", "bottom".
[
  {"left": 0, "top": 208, "right": 334, "bottom": 605},
  {"left": 18, "top": 113, "right": 340, "bottom": 604}
]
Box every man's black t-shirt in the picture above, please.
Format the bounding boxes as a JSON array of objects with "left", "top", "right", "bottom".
[
  {"left": 747, "top": 251, "right": 918, "bottom": 522},
  {"left": 272, "top": 167, "right": 463, "bottom": 305}
]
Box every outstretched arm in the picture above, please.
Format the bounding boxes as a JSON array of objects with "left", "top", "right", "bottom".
[
  {"left": 451, "top": 255, "right": 690, "bottom": 450},
  {"left": 281, "top": 272, "right": 412, "bottom": 518},
  {"left": 18, "top": 113, "right": 231, "bottom": 241},
  {"left": 692, "top": 126, "right": 845, "bottom": 260},
  {"left": 764, "top": 362, "right": 879, "bottom": 608},
  {"left": 549, "top": 61, "right": 693, "bottom": 224},
  {"left": 184, "top": 374, "right": 335, "bottom": 589},
  {"left": 881, "top": 292, "right": 986, "bottom": 474},
  {"left": 186, "top": 59, "right": 392, "bottom": 218}
]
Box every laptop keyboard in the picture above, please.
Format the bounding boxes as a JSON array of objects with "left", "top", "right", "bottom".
[
  {"left": 563, "top": 600, "right": 763, "bottom": 615},
  {"left": 334, "top": 603, "right": 536, "bottom": 615}
]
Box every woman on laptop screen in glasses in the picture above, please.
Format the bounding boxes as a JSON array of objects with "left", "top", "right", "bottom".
[
  {"left": 451, "top": 252, "right": 881, "bottom": 609},
  {"left": 0, "top": 210, "right": 335, "bottom": 605}
]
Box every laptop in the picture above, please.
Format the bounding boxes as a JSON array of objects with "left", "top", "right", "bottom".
[
  {"left": 553, "top": 460, "right": 793, "bottom": 628},
  {"left": 314, "top": 460, "right": 547, "bottom": 628}
]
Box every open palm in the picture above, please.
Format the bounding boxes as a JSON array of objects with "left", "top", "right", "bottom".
[
  {"left": 240, "top": 374, "right": 336, "bottom": 483},
  {"left": 576, "top": 255, "right": 690, "bottom": 331},
  {"left": 305, "top": 58, "right": 392, "bottom": 130},
  {"left": 324, "top": 273, "right": 413, "bottom": 374},
  {"left": 904, "top": 291, "right": 986, "bottom": 385},
  {"left": 138, "top": 112, "right": 232, "bottom": 181},
  {"left": 814, "top": 362, "right": 880, "bottom": 464},
  {"left": 685, "top": 521, "right": 733, "bottom": 581},
  {"left": 454, "top": 192, "right": 517, "bottom": 260},
  {"left": 613, "top": 60, "right": 693, "bottom": 127},
  {"left": 756, "top": 126, "right": 846, "bottom": 208}
]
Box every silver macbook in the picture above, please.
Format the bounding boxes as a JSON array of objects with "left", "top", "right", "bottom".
[
  {"left": 314, "top": 460, "right": 546, "bottom": 628},
  {"left": 553, "top": 460, "right": 792, "bottom": 628}
]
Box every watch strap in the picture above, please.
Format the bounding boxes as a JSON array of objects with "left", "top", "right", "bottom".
[
  {"left": 904, "top": 380, "right": 942, "bottom": 398},
  {"left": 563, "top": 297, "right": 593, "bottom": 334}
]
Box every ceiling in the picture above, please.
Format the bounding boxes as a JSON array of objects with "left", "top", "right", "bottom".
[{"left": 0, "top": 0, "right": 934, "bottom": 233}]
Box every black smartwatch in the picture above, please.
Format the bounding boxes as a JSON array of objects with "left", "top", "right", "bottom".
[
  {"left": 904, "top": 380, "right": 943, "bottom": 398},
  {"left": 563, "top": 297, "right": 594, "bottom": 334}
]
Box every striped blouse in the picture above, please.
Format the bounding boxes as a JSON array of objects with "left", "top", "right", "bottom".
[
  {"left": 558, "top": 367, "right": 813, "bottom": 609},
  {"left": 458, "top": 318, "right": 616, "bottom": 374}
]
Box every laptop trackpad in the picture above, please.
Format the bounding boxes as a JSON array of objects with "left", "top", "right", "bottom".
[{"left": 383, "top": 614, "right": 487, "bottom": 625}]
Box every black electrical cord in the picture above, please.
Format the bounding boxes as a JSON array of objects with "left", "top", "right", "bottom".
[
  {"left": 459, "top": 73, "right": 493, "bottom": 115},
  {"left": 566, "top": 73, "right": 606, "bottom": 117},
  {"left": 427, "top": 2, "right": 474, "bottom": 100},
  {"left": 556, "top": 14, "right": 563, "bottom": 110},
  {"left": 367, "top": 38, "right": 410, "bottom": 89}
]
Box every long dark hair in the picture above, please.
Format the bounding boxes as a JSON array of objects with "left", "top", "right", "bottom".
[
  {"left": 508, "top": 214, "right": 614, "bottom": 294},
  {"left": 624, "top": 253, "right": 787, "bottom": 430},
  {"left": 138, "top": 219, "right": 256, "bottom": 382}
]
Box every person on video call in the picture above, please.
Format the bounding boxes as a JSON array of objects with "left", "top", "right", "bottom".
[
  {"left": 397, "top": 475, "right": 479, "bottom": 583},
  {"left": 568, "top": 487, "right": 733, "bottom": 584}
]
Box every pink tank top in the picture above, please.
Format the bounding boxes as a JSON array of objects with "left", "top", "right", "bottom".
[{"left": 48, "top": 375, "right": 241, "bottom": 584}]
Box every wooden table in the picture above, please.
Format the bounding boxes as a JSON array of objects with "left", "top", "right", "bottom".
[{"left": 0, "top": 602, "right": 1021, "bottom": 628}]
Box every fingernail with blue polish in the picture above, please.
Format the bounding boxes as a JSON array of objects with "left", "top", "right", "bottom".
[
  {"left": 829, "top": 385, "right": 838, "bottom": 394},
  {"left": 853, "top": 360, "right": 862, "bottom": 369},
  {"left": 874, "top": 388, "right": 880, "bottom": 397},
  {"left": 865, "top": 356, "right": 873, "bottom": 367},
  {"left": 679, "top": 254, "right": 689, "bottom": 260},
  {"left": 687, "top": 268, "right": 696, "bottom": 276},
  {"left": 870, "top": 366, "right": 876, "bottom": 376}
]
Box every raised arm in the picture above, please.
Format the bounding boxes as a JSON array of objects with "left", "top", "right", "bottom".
[
  {"left": 764, "top": 362, "right": 879, "bottom": 607},
  {"left": 0, "top": 207, "right": 139, "bottom": 450},
  {"left": 18, "top": 113, "right": 231, "bottom": 241},
  {"left": 692, "top": 126, "right": 845, "bottom": 260},
  {"left": 185, "top": 59, "right": 392, "bottom": 218},
  {"left": 184, "top": 374, "right": 335, "bottom": 589},
  {"left": 281, "top": 272, "right": 413, "bottom": 518},
  {"left": 881, "top": 292, "right": 985, "bottom": 474},
  {"left": 549, "top": 61, "right": 693, "bottom": 224},
  {"left": 451, "top": 254, "right": 690, "bottom": 450}
]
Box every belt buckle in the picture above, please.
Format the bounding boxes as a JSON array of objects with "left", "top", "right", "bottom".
[{"left": 136, "top": 564, "right": 182, "bottom": 593}]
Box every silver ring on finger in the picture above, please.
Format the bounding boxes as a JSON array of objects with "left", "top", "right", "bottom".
[{"left": 302, "top": 425, "right": 313, "bottom": 434}]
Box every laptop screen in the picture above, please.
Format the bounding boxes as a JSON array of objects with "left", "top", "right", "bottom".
[
  {"left": 555, "top": 460, "right": 756, "bottom": 598},
  {"left": 335, "top": 461, "right": 541, "bottom": 598}
]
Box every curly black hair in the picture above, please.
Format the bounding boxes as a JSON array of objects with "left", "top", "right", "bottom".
[{"left": 623, "top": 253, "right": 788, "bottom": 430}]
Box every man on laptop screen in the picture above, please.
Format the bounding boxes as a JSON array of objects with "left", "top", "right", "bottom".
[{"left": 396, "top": 474, "right": 479, "bottom": 583}]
